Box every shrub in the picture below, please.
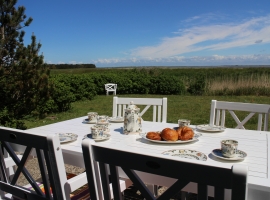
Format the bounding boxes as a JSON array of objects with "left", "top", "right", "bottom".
[
  {"left": 0, "top": 108, "right": 27, "bottom": 130},
  {"left": 187, "top": 76, "right": 208, "bottom": 95},
  {"left": 51, "top": 80, "right": 75, "bottom": 112}
]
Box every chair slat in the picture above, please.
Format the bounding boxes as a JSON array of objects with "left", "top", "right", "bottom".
[
  {"left": 264, "top": 113, "right": 269, "bottom": 131},
  {"left": 109, "top": 165, "right": 123, "bottom": 200},
  {"left": 258, "top": 114, "right": 263, "bottom": 131},
  {"left": 7, "top": 145, "right": 42, "bottom": 195},
  {"left": 122, "top": 168, "right": 155, "bottom": 200},
  {"left": 0, "top": 147, "right": 9, "bottom": 183},
  {"left": 118, "top": 105, "right": 122, "bottom": 117},
  {"left": 36, "top": 149, "right": 51, "bottom": 199},
  {"left": 215, "top": 187, "right": 225, "bottom": 200},
  {"left": 153, "top": 105, "right": 156, "bottom": 122},
  {"left": 198, "top": 183, "right": 208, "bottom": 200},
  {"left": 157, "top": 106, "right": 161, "bottom": 123},
  {"left": 216, "top": 109, "right": 221, "bottom": 125},
  {"left": 221, "top": 110, "right": 226, "bottom": 127},
  {"left": 231, "top": 165, "right": 248, "bottom": 200},
  {"left": 99, "top": 162, "right": 112, "bottom": 200},
  {"left": 122, "top": 105, "right": 126, "bottom": 117},
  {"left": 141, "top": 105, "right": 151, "bottom": 117},
  {"left": 209, "top": 100, "right": 217, "bottom": 126}
]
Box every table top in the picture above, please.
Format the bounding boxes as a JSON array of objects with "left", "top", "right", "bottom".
[{"left": 27, "top": 116, "right": 270, "bottom": 192}]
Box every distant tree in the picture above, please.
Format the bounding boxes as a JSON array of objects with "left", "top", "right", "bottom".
[
  {"left": 0, "top": 0, "right": 50, "bottom": 129},
  {"left": 47, "top": 63, "right": 96, "bottom": 69}
]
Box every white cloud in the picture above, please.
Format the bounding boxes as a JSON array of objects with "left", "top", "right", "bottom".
[
  {"left": 69, "top": 61, "right": 77, "bottom": 64},
  {"left": 130, "top": 15, "right": 270, "bottom": 58},
  {"left": 85, "top": 14, "right": 270, "bottom": 67},
  {"left": 92, "top": 54, "right": 270, "bottom": 67}
]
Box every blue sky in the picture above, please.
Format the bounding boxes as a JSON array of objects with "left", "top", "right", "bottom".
[{"left": 20, "top": 0, "right": 270, "bottom": 67}]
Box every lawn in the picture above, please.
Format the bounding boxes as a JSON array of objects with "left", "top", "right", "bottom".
[{"left": 24, "top": 94, "right": 270, "bottom": 131}]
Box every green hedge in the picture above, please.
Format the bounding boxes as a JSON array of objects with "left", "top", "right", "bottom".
[
  {"left": 34, "top": 67, "right": 270, "bottom": 116},
  {"left": 40, "top": 69, "right": 185, "bottom": 114}
]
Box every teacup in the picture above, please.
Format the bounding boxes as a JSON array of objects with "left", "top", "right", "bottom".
[
  {"left": 87, "top": 112, "right": 98, "bottom": 123},
  {"left": 178, "top": 119, "right": 190, "bottom": 127},
  {"left": 96, "top": 121, "right": 109, "bottom": 128},
  {"left": 93, "top": 124, "right": 110, "bottom": 133},
  {"left": 91, "top": 126, "right": 104, "bottom": 139},
  {"left": 97, "top": 115, "right": 109, "bottom": 124},
  {"left": 221, "top": 139, "right": 238, "bottom": 158}
]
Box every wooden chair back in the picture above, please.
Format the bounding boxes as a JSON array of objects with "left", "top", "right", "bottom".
[
  {"left": 112, "top": 96, "right": 167, "bottom": 123},
  {"left": 82, "top": 140, "right": 248, "bottom": 200},
  {"left": 104, "top": 83, "right": 117, "bottom": 95},
  {"left": 0, "top": 126, "right": 88, "bottom": 200},
  {"left": 210, "top": 100, "right": 270, "bottom": 131}
]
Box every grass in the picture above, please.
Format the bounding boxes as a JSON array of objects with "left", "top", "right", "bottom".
[
  {"left": 209, "top": 74, "right": 270, "bottom": 91},
  {"left": 24, "top": 94, "right": 270, "bottom": 130}
]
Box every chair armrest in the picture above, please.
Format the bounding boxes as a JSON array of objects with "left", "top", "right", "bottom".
[{"left": 66, "top": 172, "right": 88, "bottom": 192}]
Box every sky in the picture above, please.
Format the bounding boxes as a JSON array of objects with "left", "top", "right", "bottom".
[{"left": 20, "top": 0, "right": 270, "bottom": 67}]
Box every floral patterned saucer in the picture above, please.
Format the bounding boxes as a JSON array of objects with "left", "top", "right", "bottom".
[
  {"left": 162, "top": 149, "right": 207, "bottom": 161},
  {"left": 82, "top": 118, "right": 97, "bottom": 124},
  {"left": 84, "top": 134, "right": 111, "bottom": 141},
  {"left": 196, "top": 124, "right": 226, "bottom": 132},
  {"left": 211, "top": 149, "right": 247, "bottom": 160},
  {"left": 56, "top": 133, "right": 78, "bottom": 144},
  {"left": 108, "top": 117, "right": 124, "bottom": 123}
]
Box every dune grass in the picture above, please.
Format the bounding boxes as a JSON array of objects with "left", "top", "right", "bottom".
[{"left": 24, "top": 94, "right": 270, "bottom": 130}]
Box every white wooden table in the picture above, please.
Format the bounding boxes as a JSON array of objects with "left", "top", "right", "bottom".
[{"left": 26, "top": 116, "right": 270, "bottom": 200}]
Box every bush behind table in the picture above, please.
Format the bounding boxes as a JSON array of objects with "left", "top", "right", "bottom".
[
  {"left": 48, "top": 67, "right": 270, "bottom": 111},
  {"left": 22, "top": 67, "right": 270, "bottom": 130}
]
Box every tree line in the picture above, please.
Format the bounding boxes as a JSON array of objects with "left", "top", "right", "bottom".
[{"left": 48, "top": 63, "right": 96, "bottom": 69}]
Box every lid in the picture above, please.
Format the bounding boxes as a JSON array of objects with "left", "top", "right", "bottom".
[{"left": 126, "top": 101, "right": 140, "bottom": 111}]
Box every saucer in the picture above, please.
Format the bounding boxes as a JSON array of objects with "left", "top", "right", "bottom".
[
  {"left": 56, "top": 133, "right": 78, "bottom": 144},
  {"left": 108, "top": 117, "right": 124, "bottom": 123},
  {"left": 211, "top": 149, "right": 247, "bottom": 160},
  {"left": 196, "top": 124, "right": 226, "bottom": 132},
  {"left": 162, "top": 149, "right": 207, "bottom": 161},
  {"left": 84, "top": 134, "right": 111, "bottom": 141},
  {"left": 82, "top": 118, "right": 97, "bottom": 124}
]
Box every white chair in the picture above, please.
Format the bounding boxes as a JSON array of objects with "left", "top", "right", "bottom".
[
  {"left": 210, "top": 100, "right": 270, "bottom": 131},
  {"left": 105, "top": 83, "right": 117, "bottom": 95},
  {"left": 82, "top": 140, "right": 249, "bottom": 200},
  {"left": 112, "top": 96, "right": 167, "bottom": 123},
  {"left": 0, "top": 126, "right": 90, "bottom": 200}
]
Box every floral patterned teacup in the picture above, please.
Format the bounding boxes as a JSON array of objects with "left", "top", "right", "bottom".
[
  {"left": 93, "top": 124, "right": 110, "bottom": 133},
  {"left": 87, "top": 112, "right": 98, "bottom": 123},
  {"left": 91, "top": 126, "right": 104, "bottom": 139},
  {"left": 178, "top": 119, "right": 190, "bottom": 127},
  {"left": 221, "top": 139, "right": 238, "bottom": 158},
  {"left": 97, "top": 115, "right": 109, "bottom": 124}
]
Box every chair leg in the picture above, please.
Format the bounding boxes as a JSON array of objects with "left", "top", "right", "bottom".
[
  {"left": 146, "top": 184, "right": 158, "bottom": 197},
  {"left": 181, "top": 191, "right": 188, "bottom": 200},
  {"left": 154, "top": 185, "right": 158, "bottom": 197}
]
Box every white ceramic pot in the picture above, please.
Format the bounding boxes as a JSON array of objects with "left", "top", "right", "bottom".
[{"left": 123, "top": 101, "right": 142, "bottom": 134}]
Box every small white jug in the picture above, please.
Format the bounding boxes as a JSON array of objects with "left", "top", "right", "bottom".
[{"left": 123, "top": 101, "right": 142, "bottom": 134}]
